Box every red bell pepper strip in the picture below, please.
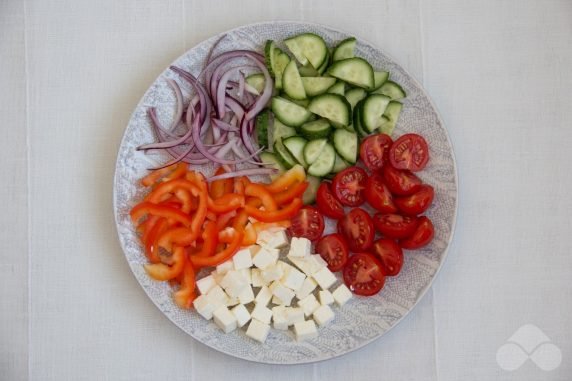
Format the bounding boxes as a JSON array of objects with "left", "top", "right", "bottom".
[
  {"left": 190, "top": 229, "right": 244, "bottom": 268},
  {"left": 173, "top": 261, "right": 197, "bottom": 309},
  {"left": 244, "top": 198, "right": 303, "bottom": 223},
  {"left": 144, "top": 245, "right": 186, "bottom": 281},
  {"left": 245, "top": 183, "right": 278, "bottom": 211},
  {"left": 130, "top": 202, "right": 193, "bottom": 227},
  {"left": 216, "top": 210, "right": 237, "bottom": 231},
  {"left": 207, "top": 193, "right": 245, "bottom": 214},
  {"left": 272, "top": 181, "right": 308, "bottom": 205},
  {"left": 194, "top": 221, "right": 218, "bottom": 257},
  {"left": 145, "top": 179, "right": 201, "bottom": 204},
  {"left": 174, "top": 189, "right": 193, "bottom": 214},
  {"left": 209, "top": 167, "right": 234, "bottom": 199},
  {"left": 140, "top": 163, "right": 180, "bottom": 187},
  {"left": 265, "top": 165, "right": 305, "bottom": 193},
  {"left": 145, "top": 217, "right": 168, "bottom": 263}
]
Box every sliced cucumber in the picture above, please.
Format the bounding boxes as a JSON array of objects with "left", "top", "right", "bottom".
[
  {"left": 307, "top": 93, "right": 351, "bottom": 127},
  {"left": 332, "top": 129, "right": 358, "bottom": 163},
  {"left": 264, "top": 40, "right": 277, "bottom": 75},
  {"left": 300, "top": 119, "right": 332, "bottom": 140},
  {"left": 332, "top": 37, "right": 356, "bottom": 62},
  {"left": 283, "top": 136, "right": 308, "bottom": 168},
  {"left": 282, "top": 60, "right": 307, "bottom": 100},
  {"left": 303, "top": 138, "right": 328, "bottom": 165},
  {"left": 301, "top": 77, "right": 337, "bottom": 97},
  {"left": 284, "top": 33, "right": 328, "bottom": 70},
  {"left": 271, "top": 97, "right": 312, "bottom": 127},
  {"left": 281, "top": 95, "right": 310, "bottom": 107},
  {"left": 317, "top": 49, "right": 330, "bottom": 74},
  {"left": 374, "top": 80, "right": 406, "bottom": 99},
  {"left": 273, "top": 139, "right": 297, "bottom": 169},
  {"left": 326, "top": 81, "right": 345, "bottom": 96},
  {"left": 353, "top": 99, "right": 369, "bottom": 137},
  {"left": 378, "top": 101, "right": 403, "bottom": 136},
  {"left": 272, "top": 119, "right": 297, "bottom": 144},
  {"left": 371, "top": 71, "right": 389, "bottom": 91},
  {"left": 332, "top": 152, "right": 350, "bottom": 173},
  {"left": 259, "top": 152, "right": 286, "bottom": 180},
  {"left": 264, "top": 41, "right": 290, "bottom": 89},
  {"left": 245, "top": 73, "right": 265, "bottom": 95},
  {"left": 327, "top": 57, "right": 375, "bottom": 89},
  {"left": 302, "top": 175, "right": 321, "bottom": 205},
  {"left": 256, "top": 109, "right": 270, "bottom": 148},
  {"left": 298, "top": 64, "right": 319, "bottom": 77},
  {"left": 307, "top": 143, "right": 336, "bottom": 177},
  {"left": 361, "top": 94, "right": 391, "bottom": 133},
  {"left": 345, "top": 88, "right": 367, "bottom": 109}
]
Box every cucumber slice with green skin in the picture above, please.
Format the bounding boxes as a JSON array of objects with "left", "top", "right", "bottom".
[
  {"left": 272, "top": 118, "right": 297, "bottom": 144},
  {"left": 264, "top": 41, "right": 277, "bottom": 75},
  {"left": 307, "top": 143, "right": 336, "bottom": 177},
  {"left": 271, "top": 97, "right": 312, "bottom": 127},
  {"left": 283, "top": 136, "right": 308, "bottom": 168},
  {"left": 282, "top": 60, "right": 307, "bottom": 100},
  {"left": 284, "top": 33, "right": 328, "bottom": 70},
  {"left": 245, "top": 73, "right": 265, "bottom": 95},
  {"left": 300, "top": 119, "right": 332, "bottom": 140},
  {"left": 327, "top": 81, "right": 345, "bottom": 96},
  {"left": 332, "top": 152, "right": 350, "bottom": 173},
  {"left": 332, "top": 37, "right": 356, "bottom": 62},
  {"left": 327, "top": 57, "right": 375, "bottom": 89},
  {"left": 303, "top": 138, "right": 328, "bottom": 165},
  {"left": 374, "top": 80, "right": 406, "bottom": 99},
  {"left": 378, "top": 101, "right": 403, "bottom": 136},
  {"left": 353, "top": 100, "right": 369, "bottom": 137},
  {"left": 256, "top": 109, "right": 270, "bottom": 148},
  {"left": 298, "top": 64, "right": 319, "bottom": 77},
  {"left": 345, "top": 88, "right": 367, "bottom": 109},
  {"left": 370, "top": 71, "right": 389, "bottom": 91},
  {"left": 280, "top": 94, "right": 310, "bottom": 107},
  {"left": 259, "top": 152, "right": 286, "bottom": 180},
  {"left": 361, "top": 94, "right": 391, "bottom": 133},
  {"left": 317, "top": 49, "right": 330, "bottom": 74},
  {"left": 264, "top": 41, "right": 290, "bottom": 89},
  {"left": 273, "top": 139, "right": 297, "bottom": 169},
  {"left": 302, "top": 175, "right": 321, "bottom": 205},
  {"left": 308, "top": 93, "right": 351, "bottom": 127},
  {"left": 333, "top": 129, "right": 358, "bottom": 163},
  {"left": 301, "top": 77, "right": 337, "bottom": 97}
]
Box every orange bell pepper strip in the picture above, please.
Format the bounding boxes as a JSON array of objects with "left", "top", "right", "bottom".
[
  {"left": 209, "top": 167, "right": 234, "bottom": 199},
  {"left": 272, "top": 181, "right": 308, "bottom": 205},
  {"left": 140, "top": 163, "right": 180, "bottom": 187},
  {"left": 174, "top": 188, "right": 193, "bottom": 214},
  {"left": 265, "top": 165, "right": 305, "bottom": 193},
  {"left": 173, "top": 261, "right": 197, "bottom": 309},
  {"left": 245, "top": 183, "right": 278, "bottom": 211},
  {"left": 144, "top": 217, "right": 168, "bottom": 263},
  {"left": 207, "top": 193, "right": 245, "bottom": 214},
  {"left": 245, "top": 198, "right": 303, "bottom": 223},
  {"left": 144, "top": 245, "right": 186, "bottom": 281},
  {"left": 252, "top": 221, "right": 291, "bottom": 234},
  {"left": 194, "top": 221, "right": 218, "bottom": 257},
  {"left": 216, "top": 210, "right": 237, "bottom": 231},
  {"left": 130, "top": 202, "right": 193, "bottom": 227},
  {"left": 190, "top": 229, "right": 244, "bottom": 268},
  {"left": 145, "top": 179, "right": 201, "bottom": 204},
  {"left": 161, "top": 163, "right": 188, "bottom": 183},
  {"left": 233, "top": 176, "right": 251, "bottom": 195}
]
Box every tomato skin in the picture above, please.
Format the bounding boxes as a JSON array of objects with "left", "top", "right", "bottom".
[
  {"left": 332, "top": 167, "right": 368, "bottom": 207},
  {"left": 337, "top": 208, "right": 375, "bottom": 252},
  {"left": 373, "top": 213, "right": 419, "bottom": 239},
  {"left": 382, "top": 165, "right": 423, "bottom": 196},
  {"left": 359, "top": 133, "right": 393, "bottom": 172},
  {"left": 400, "top": 216, "right": 434, "bottom": 249},
  {"left": 372, "top": 239, "right": 404, "bottom": 276},
  {"left": 343, "top": 252, "right": 386, "bottom": 296},
  {"left": 389, "top": 133, "right": 430, "bottom": 172},
  {"left": 316, "top": 233, "right": 349, "bottom": 272},
  {"left": 288, "top": 206, "right": 325, "bottom": 241},
  {"left": 394, "top": 185, "right": 434, "bottom": 215},
  {"left": 316, "top": 182, "right": 345, "bottom": 219},
  {"left": 364, "top": 173, "right": 398, "bottom": 214}
]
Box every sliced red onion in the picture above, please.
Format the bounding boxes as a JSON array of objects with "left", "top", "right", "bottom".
[
  {"left": 205, "top": 34, "right": 228, "bottom": 69},
  {"left": 237, "top": 71, "right": 245, "bottom": 99},
  {"left": 224, "top": 96, "right": 245, "bottom": 121},
  {"left": 208, "top": 168, "right": 277, "bottom": 181},
  {"left": 165, "top": 79, "right": 183, "bottom": 132},
  {"left": 212, "top": 118, "right": 239, "bottom": 132}
]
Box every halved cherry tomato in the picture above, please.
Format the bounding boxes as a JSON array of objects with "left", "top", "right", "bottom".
[
  {"left": 394, "top": 185, "right": 434, "bottom": 215},
  {"left": 364, "top": 173, "right": 398, "bottom": 214},
  {"left": 389, "top": 133, "right": 429, "bottom": 172},
  {"left": 373, "top": 213, "right": 419, "bottom": 239},
  {"left": 316, "top": 234, "right": 349, "bottom": 272},
  {"left": 288, "top": 206, "right": 325, "bottom": 241},
  {"left": 337, "top": 208, "right": 374, "bottom": 252},
  {"left": 359, "top": 133, "right": 393, "bottom": 172},
  {"left": 400, "top": 216, "right": 434, "bottom": 249},
  {"left": 372, "top": 239, "right": 403, "bottom": 276},
  {"left": 382, "top": 165, "right": 423, "bottom": 196},
  {"left": 343, "top": 252, "right": 386, "bottom": 296},
  {"left": 316, "top": 182, "right": 344, "bottom": 219},
  {"left": 332, "top": 166, "right": 368, "bottom": 207},
  {"left": 209, "top": 167, "right": 234, "bottom": 199}
]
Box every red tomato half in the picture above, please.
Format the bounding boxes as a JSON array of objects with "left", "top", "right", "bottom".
[
  {"left": 394, "top": 185, "right": 434, "bottom": 215},
  {"left": 343, "top": 252, "right": 386, "bottom": 296},
  {"left": 372, "top": 239, "right": 404, "bottom": 276},
  {"left": 316, "top": 234, "right": 349, "bottom": 272},
  {"left": 400, "top": 216, "right": 434, "bottom": 249},
  {"left": 389, "top": 133, "right": 429, "bottom": 172},
  {"left": 337, "top": 208, "right": 375, "bottom": 252},
  {"left": 382, "top": 165, "right": 423, "bottom": 196},
  {"left": 288, "top": 206, "right": 325, "bottom": 241},
  {"left": 332, "top": 167, "right": 368, "bottom": 207},
  {"left": 373, "top": 213, "right": 419, "bottom": 239},
  {"left": 359, "top": 133, "right": 393, "bottom": 172},
  {"left": 316, "top": 182, "right": 345, "bottom": 219},
  {"left": 364, "top": 173, "right": 398, "bottom": 213}
]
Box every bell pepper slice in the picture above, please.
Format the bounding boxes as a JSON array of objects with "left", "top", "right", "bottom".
[
  {"left": 161, "top": 163, "right": 188, "bottom": 183},
  {"left": 140, "top": 163, "right": 181, "bottom": 187},
  {"left": 245, "top": 183, "right": 278, "bottom": 211},
  {"left": 145, "top": 217, "right": 168, "bottom": 263},
  {"left": 190, "top": 229, "right": 244, "bottom": 268},
  {"left": 173, "top": 261, "right": 197, "bottom": 309},
  {"left": 207, "top": 193, "right": 246, "bottom": 214},
  {"left": 174, "top": 188, "right": 193, "bottom": 214},
  {"left": 145, "top": 179, "right": 201, "bottom": 204},
  {"left": 245, "top": 198, "right": 303, "bottom": 223},
  {"left": 144, "top": 245, "right": 186, "bottom": 281},
  {"left": 216, "top": 210, "right": 237, "bottom": 231},
  {"left": 265, "top": 165, "right": 305, "bottom": 193},
  {"left": 139, "top": 214, "right": 160, "bottom": 241},
  {"left": 194, "top": 221, "right": 218, "bottom": 257},
  {"left": 272, "top": 181, "right": 308, "bottom": 205},
  {"left": 252, "top": 221, "right": 291, "bottom": 234},
  {"left": 209, "top": 167, "right": 234, "bottom": 199},
  {"left": 241, "top": 223, "right": 257, "bottom": 246},
  {"left": 157, "top": 227, "right": 200, "bottom": 253},
  {"left": 233, "top": 176, "right": 251, "bottom": 195},
  {"left": 232, "top": 198, "right": 262, "bottom": 231},
  {"left": 130, "top": 202, "right": 193, "bottom": 227}
]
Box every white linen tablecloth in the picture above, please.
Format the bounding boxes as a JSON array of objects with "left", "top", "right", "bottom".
[{"left": 1, "top": 0, "right": 571, "bottom": 380}]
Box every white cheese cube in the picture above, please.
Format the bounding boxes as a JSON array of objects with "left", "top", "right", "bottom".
[
  {"left": 308, "top": 254, "right": 328, "bottom": 271},
  {"left": 312, "top": 267, "right": 337, "bottom": 290},
  {"left": 252, "top": 247, "right": 279, "bottom": 269},
  {"left": 281, "top": 266, "right": 306, "bottom": 291},
  {"left": 238, "top": 268, "right": 252, "bottom": 284},
  {"left": 256, "top": 228, "right": 288, "bottom": 249},
  {"left": 272, "top": 306, "right": 289, "bottom": 330},
  {"left": 332, "top": 284, "right": 352, "bottom": 306},
  {"left": 256, "top": 229, "right": 275, "bottom": 246},
  {"left": 246, "top": 319, "right": 270, "bottom": 343},
  {"left": 288, "top": 237, "right": 312, "bottom": 257},
  {"left": 285, "top": 307, "right": 305, "bottom": 325},
  {"left": 298, "top": 294, "right": 321, "bottom": 317},
  {"left": 232, "top": 247, "right": 254, "bottom": 270},
  {"left": 213, "top": 305, "right": 237, "bottom": 333},
  {"left": 261, "top": 264, "right": 284, "bottom": 283},
  {"left": 254, "top": 286, "right": 272, "bottom": 306},
  {"left": 277, "top": 260, "right": 295, "bottom": 273},
  {"left": 269, "top": 281, "right": 295, "bottom": 306},
  {"left": 250, "top": 268, "right": 264, "bottom": 287},
  {"left": 226, "top": 296, "right": 240, "bottom": 307},
  {"left": 271, "top": 294, "right": 292, "bottom": 306},
  {"left": 216, "top": 259, "right": 234, "bottom": 274},
  {"left": 210, "top": 270, "right": 224, "bottom": 285},
  {"left": 295, "top": 277, "right": 318, "bottom": 300},
  {"left": 288, "top": 254, "right": 327, "bottom": 276},
  {"left": 220, "top": 270, "right": 248, "bottom": 298},
  {"left": 231, "top": 304, "right": 251, "bottom": 328},
  {"left": 206, "top": 285, "right": 229, "bottom": 305},
  {"left": 294, "top": 320, "right": 318, "bottom": 341},
  {"left": 251, "top": 304, "right": 273, "bottom": 324},
  {"left": 238, "top": 285, "right": 255, "bottom": 304},
  {"left": 193, "top": 294, "right": 219, "bottom": 320},
  {"left": 313, "top": 304, "right": 335, "bottom": 326},
  {"left": 319, "top": 290, "right": 335, "bottom": 305},
  {"left": 196, "top": 275, "right": 217, "bottom": 295}
]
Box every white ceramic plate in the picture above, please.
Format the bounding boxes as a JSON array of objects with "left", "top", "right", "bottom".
[{"left": 113, "top": 21, "right": 458, "bottom": 364}]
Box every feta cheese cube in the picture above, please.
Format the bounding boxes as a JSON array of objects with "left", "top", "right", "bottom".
[
  {"left": 206, "top": 285, "right": 229, "bottom": 305},
  {"left": 213, "top": 305, "right": 237, "bottom": 333},
  {"left": 196, "top": 275, "right": 217, "bottom": 295},
  {"left": 210, "top": 270, "right": 224, "bottom": 284},
  {"left": 238, "top": 285, "right": 255, "bottom": 304},
  {"left": 308, "top": 254, "right": 328, "bottom": 271},
  {"left": 312, "top": 267, "right": 337, "bottom": 290},
  {"left": 298, "top": 294, "right": 321, "bottom": 317},
  {"left": 272, "top": 306, "right": 289, "bottom": 330},
  {"left": 251, "top": 304, "right": 273, "bottom": 324},
  {"left": 246, "top": 319, "right": 270, "bottom": 343},
  {"left": 277, "top": 260, "right": 295, "bottom": 273},
  {"left": 313, "top": 304, "right": 335, "bottom": 326},
  {"left": 238, "top": 268, "right": 252, "bottom": 284},
  {"left": 319, "top": 290, "right": 334, "bottom": 305},
  {"left": 216, "top": 259, "right": 234, "bottom": 274},
  {"left": 254, "top": 286, "right": 272, "bottom": 306},
  {"left": 232, "top": 247, "right": 254, "bottom": 270},
  {"left": 261, "top": 264, "right": 284, "bottom": 283},
  {"left": 269, "top": 281, "right": 295, "bottom": 306},
  {"left": 220, "top": 270, "right": 248, "bottom": 298},
  {"left": 281, "top": 266, "right": 306, "bottom": 291},
  {"left": 294, "top": 320, "right": 318, "bottom": 341},
  {"left": 295, "top": 277, "right": 318, "bottom": 300},
  {"left": 288, "top": 254, "right": 327, "bottom": 276},
  {"left": 252, "top": 247, "right": 279, "bottom": 269},
  {"left": 225, "top": 296, "right": 240, "bottom": 307},
  {"left": 332, "top": 284, "right": 352, "bottom": 306},
  {"left": 193, "top": 294, "right": 219, "bottom": 320},
  {"left": 250, "top": 268, "right": 264, "bottom": 287},
  {"left": 257, "top": 228, "right": 289, "bottom": 249},
  {"left": 271, "top": 294, "right": 292, "bottom": 306},
  {"left": 288, "top": 237, "right": 312, "bottom": 257},
  {"left": 285, "top": 307, "right": 305, "bottom": 325},
  {"left": 231, "top": 304, "right": 251, "bottom": 328}
]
